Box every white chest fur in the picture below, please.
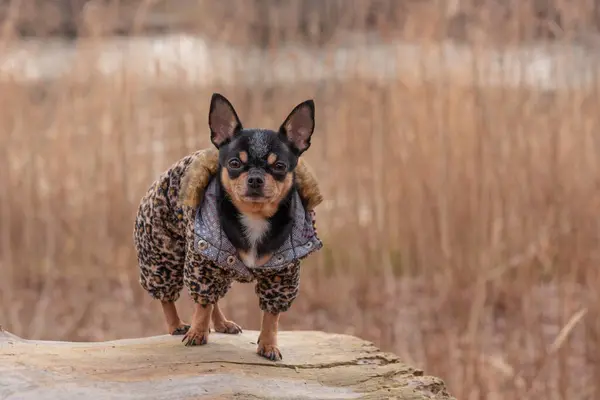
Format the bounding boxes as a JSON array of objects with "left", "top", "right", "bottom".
[{"left": 239, "top": 214, "right": 270, "bottom": 267}]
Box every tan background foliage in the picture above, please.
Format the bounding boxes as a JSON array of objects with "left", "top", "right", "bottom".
[{"left": 1, "top": 1, "right": 600, "bottom": 398}]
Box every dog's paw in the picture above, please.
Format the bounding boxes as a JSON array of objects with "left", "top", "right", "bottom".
[
  {"left": 182, "top": 328, "right": 209, "bottom": 346},
  {"left": 214, "top": 320, "right": 243, "bottom": 335},
  {"left": 169, "top": 323, "right": 191, "bottom": 336},
  {"left": 257, "top": 343, "right": 282, "bottom": 361}
]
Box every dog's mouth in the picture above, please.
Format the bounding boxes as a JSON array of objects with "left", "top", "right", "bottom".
[
  {"left": 241, "top": 193, "right": 271, "bottom": 203},
  {"left": 241, "top": 186, "right": 271, "bottom": 203}
]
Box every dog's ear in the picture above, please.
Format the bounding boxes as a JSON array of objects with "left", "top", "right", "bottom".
[
  {"left": 209, "top": 93, "right": 243, "bottom": 148},
  {"left": 278, "top": 99, "right": 315, "bottom": 155}
]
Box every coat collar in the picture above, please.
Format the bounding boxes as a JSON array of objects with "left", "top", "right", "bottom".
[{"left": 193, "top": 177, "right": 322, "bottom": 279}]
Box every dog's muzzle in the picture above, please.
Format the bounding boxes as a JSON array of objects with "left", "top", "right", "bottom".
[{"left": 246, "top": 169, "right": 265, "bottom": 197}]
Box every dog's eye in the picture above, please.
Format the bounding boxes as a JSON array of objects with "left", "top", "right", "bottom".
[
  {"left": 228, "top": 158, "right": 242, "bottom": 169},
  {"left": 273, "top": 161, "right": 287, "bottom": 172}
]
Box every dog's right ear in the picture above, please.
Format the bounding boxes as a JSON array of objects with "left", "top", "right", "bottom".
[{"left": 209, "top": 93, "right": 243, "bottom": 148}]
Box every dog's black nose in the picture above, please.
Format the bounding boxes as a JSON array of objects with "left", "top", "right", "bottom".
[{"left": 247, "top": 175, "right": 264, "bottom": 189}]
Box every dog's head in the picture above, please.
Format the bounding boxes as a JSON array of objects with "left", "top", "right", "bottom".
[{"left": 208, "top": 93, "right": 315, "bottom": 217}]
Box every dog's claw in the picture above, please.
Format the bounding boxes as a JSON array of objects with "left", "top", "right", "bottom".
[
  {"left": 170, "top": 324, "right": 191, "bottom": 336},
  {"left": 214, "top": 320, "right": 243, "bottom": 335},
  {"left": 257, "top": 344, "right": 282, "bottom": 361},
  {"left": 182, "top": 329, "right": 209, "bottom": 346}
]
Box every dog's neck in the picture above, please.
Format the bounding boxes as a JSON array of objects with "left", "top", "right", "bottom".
[{"left": 216, "top": 177, "right": 296, "bottom": 267}]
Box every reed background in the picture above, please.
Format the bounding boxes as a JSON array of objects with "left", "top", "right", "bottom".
[{"left": 2, "top": 1, "right": 600, "bottom": 399}]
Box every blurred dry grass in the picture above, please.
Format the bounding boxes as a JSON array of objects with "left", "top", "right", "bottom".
[{"left": 1, "top": 1, "right": 600, "bottom": 399}]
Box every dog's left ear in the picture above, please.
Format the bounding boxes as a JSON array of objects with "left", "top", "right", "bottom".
[{"left": 279, "top": 100, "right": 315, "bottom": 155}]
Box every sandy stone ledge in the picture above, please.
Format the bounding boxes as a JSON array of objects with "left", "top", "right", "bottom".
[{"left": 0, "top": 327, "right": 454, "bottom": 399}]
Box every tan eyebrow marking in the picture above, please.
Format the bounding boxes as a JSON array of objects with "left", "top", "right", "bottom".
[
  {"left": 239, "top": 151, "right": 248, "bottom": 163},
  {"left": 267, "top": 153, "right": 277, "bottom": 165}
]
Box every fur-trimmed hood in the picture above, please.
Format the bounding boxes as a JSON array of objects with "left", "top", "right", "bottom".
[{"left": 179, "top": 147, "right": 323, "bottom": 211}]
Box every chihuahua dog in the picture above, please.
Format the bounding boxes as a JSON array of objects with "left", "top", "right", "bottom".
[{"left": 134, "top": 93, "right": 322, "bottom": 361}]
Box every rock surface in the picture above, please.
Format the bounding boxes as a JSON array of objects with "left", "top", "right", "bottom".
[{"left": 0, "top": 328, "right": 453, "bottom": 399}]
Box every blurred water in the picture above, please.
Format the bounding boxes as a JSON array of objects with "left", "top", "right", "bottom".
[{"left": 0, "top": 33, "right": 599, "bottom": 90}]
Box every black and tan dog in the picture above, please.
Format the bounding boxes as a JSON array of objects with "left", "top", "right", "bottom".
[{"left": 133, "top": 93, "right": 323, "bottom": 361}]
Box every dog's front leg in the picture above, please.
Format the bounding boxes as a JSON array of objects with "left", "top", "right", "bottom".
[
  {"left": 257, "top": 311, "right": 282, "bottom": 361},
  {"left": 255, "top": 262, "right": 301, "bottom": 361},
  {"left": 182, "top": 303, "right": 213, "bottom": 346}
]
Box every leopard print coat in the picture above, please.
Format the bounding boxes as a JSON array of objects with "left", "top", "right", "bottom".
[{"left": 133, "top": 150, "right": 323, "bottom": 314}]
